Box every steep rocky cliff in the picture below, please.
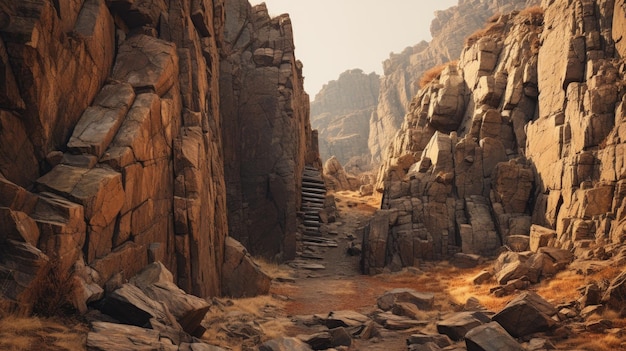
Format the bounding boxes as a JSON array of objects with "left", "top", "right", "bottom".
[
  {"left": 368, "top": 0, "right": 540, "bottom": 167},
  {"left": 0, "top": 0, "right": 317, "bottom": 313},
  {"left": 220, "top": 1, "right": 319, "bottom": 261},
  {"left": 311, "top": 69, "right": 379, "bottom": 170},
  {"left": 365, "top": 0, "right": 626, "bottom": 273}
]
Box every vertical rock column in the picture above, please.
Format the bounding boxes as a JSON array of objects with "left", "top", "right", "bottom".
[{"left": 220, "top": 2, "right": 316, "bottom": 260}]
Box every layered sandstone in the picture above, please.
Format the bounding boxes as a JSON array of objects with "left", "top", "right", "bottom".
[
  {"left": 367, "top": 0, "right": 626, "bottom": 272},
  {"left": 311, "top": 69, "right": 380, "bottom": 169},
  {"left": 0, "top": 0, "right": 317, "bottom": 313}
]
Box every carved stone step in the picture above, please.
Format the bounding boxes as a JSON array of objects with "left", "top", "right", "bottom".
[
  {"left": 302, "top": 181, "right": 326, "bottom": 188},
  {"left": 302, "top": 187, "right": 326, "bottom": 194},
  {"left": 302, "top": 191, "right": 325, "bottom": 200},
  {"left": 303, "top": 222, "right": 321, "bottom": 228},
  {"left": 302, "top": 176, "right": 324, "bottom": 184}
]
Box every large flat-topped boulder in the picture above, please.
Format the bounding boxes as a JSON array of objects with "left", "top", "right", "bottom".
[{"left": 492, "top": 292, "right": 557, "bottom": 337}]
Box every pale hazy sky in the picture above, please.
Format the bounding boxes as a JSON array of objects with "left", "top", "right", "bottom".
[{"left": 248, "top": 1, "right": 458, "bottom": 97}]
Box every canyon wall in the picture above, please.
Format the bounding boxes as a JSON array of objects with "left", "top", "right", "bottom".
[
  {"left": 220, "top": 1, "right": 319, "bottom": 261},
  {"left": 311, "top": 69, "right": 380, "bottom": 170},
  {"left": 366, "top": 0, "right": 626, "bottom": 272},
  {"left": 0, "top": 0, "right": 316, "bottom": 312},
  {"left": 369, "top": 0, "right": 541, "bottom": 167}
]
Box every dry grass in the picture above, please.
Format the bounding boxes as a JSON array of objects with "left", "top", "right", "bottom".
[
  {"left": 558, "top": 332, "right": 625, "bottom": 351},
  {"left": 464, "top": 22, "right": 501, "bottom": 46},
  {"left": 201, "top": 294, "right": 289, "bottom": 351},
  {"left": 418, "top": 63, "right": 449, "bottom": 89},
  {"left": 0, "top": 315, "right": 87, "bottom": 351},
  {"left": 254, "top": 258, "right": 295, "bottom": 281},
  {"left": 535, "top": 269, "right": 587, "bottom": 305},
  {"left": 518, "top": 5, "right": 544, "bottom": 17},
  {"left": 535, "top": 263, "right": 625, "bottom": 306}
]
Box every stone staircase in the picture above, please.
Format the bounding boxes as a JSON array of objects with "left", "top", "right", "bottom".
[{"left": 295, "top": 166, "right": 337, "bottom": 265}]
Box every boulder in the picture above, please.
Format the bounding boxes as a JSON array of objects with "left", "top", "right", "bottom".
[
  {"left": 328, "top": 327, "right": 352, "bottom": 347},
  {"left": 374, "top": 311, "right": 428, "bottom": 330},
  {"left": 436, "top": 311, "right": 492, "bottom": 341},
  {"left": 407, "top": 333, "right": 453, "bottom": 348},
  {"left": 465, "top": 322, "right": 524, "bottom": 351},
  {"left": 130, "top": 262, "right": 211, "bottom": 335},
  {"left": 87, "top": 321, "right": 174, "bottom": 351},
  {"left": 221, "top": 237, "right": 271, "bottom": 298},
  {"left": 321, "top": 310, "right": 371, "bottom": 329},
  {"left": 392, "top": 302, "right": 429, "bottom": 320},
  {"left": 99, "top": 283, "right": 181, "bottom": 330},
  {"left": 86, "top": 321, "right": 226, "bottom": 351},
  {"left": 493, "top": 251, "right": 531, "bottom": 285},
  {"left": 601, "top": 270, "right": 626, "bottom": 314},
  {"left": 492, "top": 292, "right": 557, "bottom": 337},
  {"left": 298, "top": 332, "right": 331, "bottom": 350},
  {"left": 529, "top": 225, "right": 556, "bottom": 252},
  {"left": 472, "top": 271, "right": 493, "bottom": 285},
  {"left": 259, "top": 337, "right": 314, "bottom": 351},
  {"left": 377, "top": 288, "right": 435, "bottom": 311}
]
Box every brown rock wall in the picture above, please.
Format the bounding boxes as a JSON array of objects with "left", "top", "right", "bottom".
[
  {"left": 220, "top": 1, "right": 319, "bottom": 260},
  {"left": 1, "top": 0, "right": 317, "bottom": 312}
]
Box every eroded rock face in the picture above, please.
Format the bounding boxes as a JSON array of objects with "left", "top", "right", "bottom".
[
  {"left": 220, "top": 1, "right": 320, "bottom": 260},
  {"left": 311, "top": 69, "right": 380, "bottom": 168},
  {"left": 370, "top": 0, "right": 626, "bottom": 272},
  {"left": 369, "top": 0, "right": 541, "bottom": 167},
  {"left": 0, "top": 0, "right": 318, "bottom": 312}
]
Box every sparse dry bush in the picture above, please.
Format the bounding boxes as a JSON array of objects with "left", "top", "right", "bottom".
[
  {"left": 464, "top": 22, "right": 501, "bottom": 46},
  {"left": 518, "top": 5, "right": 544, "bottom": 18},
  {"left": 30, "top": 260, "right": 78, "bottom": 317},
  {"left": 418, "top": 61, "right": 458, "bottom": 88}
]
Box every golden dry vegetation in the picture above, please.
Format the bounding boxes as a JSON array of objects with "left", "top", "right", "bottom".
[
  {"left": 418, "top": 61, "right": 458, "bottom": 89},
  {"left": 0, "top": 315, "right": 87, "bottom": 351}
]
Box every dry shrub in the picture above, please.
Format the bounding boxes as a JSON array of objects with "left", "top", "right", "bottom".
[
  {"left": 419, "top": 63, "right": 447, "bottom": 89},
  {"left": 418, "top": 61, "right": 458, "bottom": 89},
  {"left": 464, "top": 22, "right": 501, "bottom": 46},
  {"left": 518, "top": 5, "right": 544, "bottom": 17},
  {"left": 30, "top": 260, "right": 78, "bottom": 317}
]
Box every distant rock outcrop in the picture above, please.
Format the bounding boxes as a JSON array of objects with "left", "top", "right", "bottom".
[
  {"left": 366, "top": 0, "right": 626, "bottom": 274},
  {"left": 0, "top": 0, "right": 318, "bottom": 313},
  {"left": 369, "top": 0, "right": 540, "bottom": 166},
  {"left": 311, "top": 69, "right": 379, "bottom": 168}
]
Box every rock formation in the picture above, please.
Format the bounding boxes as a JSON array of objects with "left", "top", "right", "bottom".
[
  {"left": 220, "top": 1, "right": 320, "bottom": 261},
  {"left": 0, "top": 0, "right": 318, "bottom": 313},
  {"left": 369, "top": 0, "right": 541, "bottom": 167},
  {"left": 310, "top": 69, "right": 380, "bottom": 169},
  {"left": 366, "top": 0, "right": 626, "bottom": 273}
]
